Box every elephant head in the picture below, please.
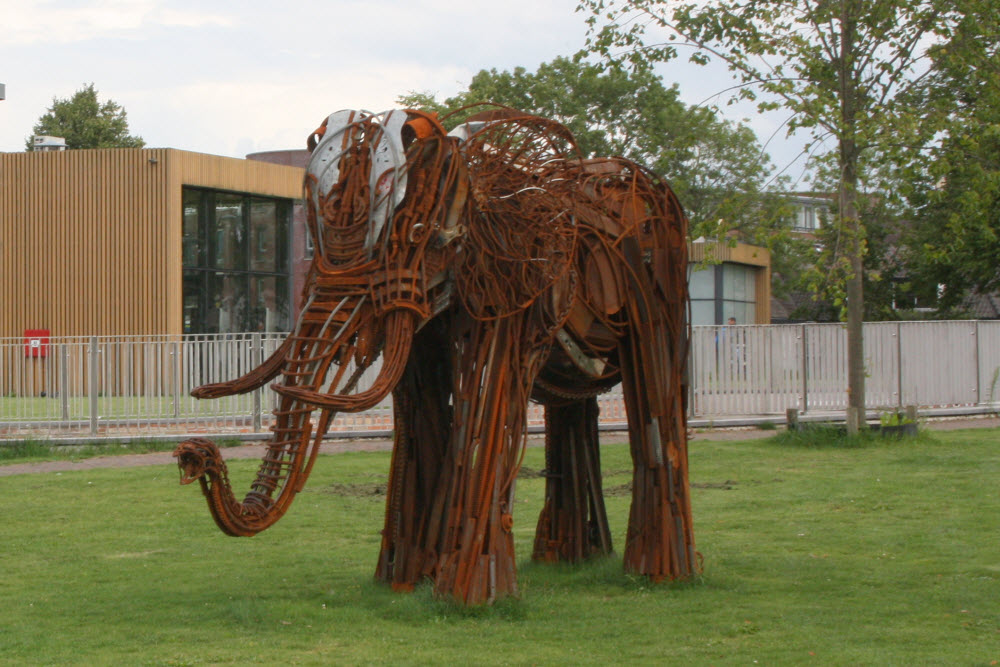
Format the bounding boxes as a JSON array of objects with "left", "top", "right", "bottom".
[
  {"left": 175, "top": 109, "right": 470, "bottom": 536},
  {"left": 273, "top": 108, "right": 472, "bottom": 411}
]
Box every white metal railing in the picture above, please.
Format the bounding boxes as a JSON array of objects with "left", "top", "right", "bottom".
[
  {"left": 2, "top": 321, "right": 999, "bottom": 440},
  {"left": 688, "top": 320, "right": 1000, "bottom": 416}
]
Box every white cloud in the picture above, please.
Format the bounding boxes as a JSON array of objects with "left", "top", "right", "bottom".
[
  {"left": 2, "top": 0, "right": 231, "bottom": 45},
  {"left": 126, "top": 64, "right": 473, "bottom": 157},
  {"left": 0, "top": 0, "right": 804, "bottom": 169}
]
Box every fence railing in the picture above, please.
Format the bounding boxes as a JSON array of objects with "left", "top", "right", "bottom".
[
  {"left": 2, "top": 321, "right": 998, "bottom": 440},
  {"left": 689, "top": 321, "right": 1000, "bottom": 416}
]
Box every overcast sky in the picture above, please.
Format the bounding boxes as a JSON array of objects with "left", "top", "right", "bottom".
[{"left": 1, "top": 0, "right": 813, "bottom": 177}]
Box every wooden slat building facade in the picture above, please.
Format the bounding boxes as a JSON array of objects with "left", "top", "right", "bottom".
[{"left": 0, "top": 149, "right": 305, "bottom": 339}]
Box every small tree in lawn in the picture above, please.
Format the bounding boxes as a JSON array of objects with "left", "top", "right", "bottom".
[{"left": 28, "top": 83, "right": 144, "bottom": 150}]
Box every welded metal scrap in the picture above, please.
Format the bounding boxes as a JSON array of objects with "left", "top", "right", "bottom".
[{"left": 175, "top": 105, "right": 697, "bottom": 605}]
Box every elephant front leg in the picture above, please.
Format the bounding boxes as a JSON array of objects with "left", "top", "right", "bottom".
[
  {"left": 431, "top": 315, "right": 541, "bottom": 605},
  {"left": 376, "top": 320, "right": 452, "bottom": 590},
  {"left": 533, "top": 396, "right": 613, "bottom": 563}
]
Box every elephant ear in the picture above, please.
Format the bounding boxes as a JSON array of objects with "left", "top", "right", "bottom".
[{"left": 454, "top": 113, "right": 580, "bottom": 330}]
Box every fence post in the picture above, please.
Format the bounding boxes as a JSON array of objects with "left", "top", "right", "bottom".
[
  {"left": 897, "top": 321, "right": 903, "bottom": 409},
  {"left": 60, "top": 344, "right": 69, "bottom": 421},
  {"left": 89, "top": 337, "right": 99, "bottom": 435},
  {"left": 172, "top": 340, "right": 181, "bottom": 419},
  {"left": 686, "top": 333, "right": 695, "bottom": 418},
  {"left": 252, "top": 333, "right": 262, "bottom": 433},
  {"left": 786, "top": 407, "right": 799, "bottom": 431},
  {"left": 800, "top": 324, "right": 809, "bottom": 414},
  {"left": 975, "top": 320, "right": 982, "bottom": 407}
]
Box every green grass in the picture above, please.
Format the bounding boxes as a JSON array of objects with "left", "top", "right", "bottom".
[
  {"left": 0, "top": 395, "right": 233, "bottom": 420},
  {"left": 1, "top": 430, "right": 998, "bottom": 664},
  {"left": 0, "top": 395, "right": 394, "bottom": 422},
  {"left": 0, "top": 438, "right": 245, "bottom": 464},
  {"left": 772, "top": 422, "right": 883, "bottom": 447}
]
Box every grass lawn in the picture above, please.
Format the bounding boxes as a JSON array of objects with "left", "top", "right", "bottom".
[
  {"left": 0, "top": 438, "right": 245, "bottom": 465},
  {"left": 0, "top": 394, "right": 257, "bottom": 421},
  {"left": 1, "top": 428, "right": 998, "bottom": 665}
]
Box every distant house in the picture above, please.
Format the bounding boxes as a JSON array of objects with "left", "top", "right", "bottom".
[
  {"left": 771, "top": 193, "right": 837, "bottom": 323},
  {"left": 688, "top": 194, "right": 827, "bottom": 325},
  {"left": 0, "top": 146, "right": 788, "bottom": 337},
  {"left": 968, "top": 293, "right": 1000, "bottom": 319},
  {"left": 788, "top": 193, "right": 832, "bottom": 236}
]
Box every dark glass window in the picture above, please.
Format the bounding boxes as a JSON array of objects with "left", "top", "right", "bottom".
[
  {"left": 182, "top": 187, "right": 292, "bottom": 334},
  {"left": 182, "top": 270, "right": 204, "bottom": 334},
  {"left": 251, "top": 275, "right": 289, "bottom": 332},
  {"left": 182, "top": 189, "right": 203, "bottom": 267},
  {"left": 688, "top": 263, "right": 758, "bottom": 325},
  {"left": 212, "top": 193, "right": 247, "bottom": 271},
  {"left": 721, "top": 264, "right": 756, "bottom": 325},
  {"left": 688, "top": 267, "right": 716, "bottom": 326},
  {"left": 250, "top": 198, "right": 287, "bottom": 272}
]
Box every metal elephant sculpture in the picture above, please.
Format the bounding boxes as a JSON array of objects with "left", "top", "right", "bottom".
[{"left": 175, "top": 106, "right": 697, "bottom": 605}]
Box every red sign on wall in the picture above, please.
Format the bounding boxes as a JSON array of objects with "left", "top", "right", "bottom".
[{"left": 24, "top": 329, "right": 50, "bottom": 358}]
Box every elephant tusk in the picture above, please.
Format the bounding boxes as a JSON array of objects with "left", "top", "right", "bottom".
[
  {"left": 275, "top": 311, "right": 415, "bottom": 414},
  {"left": 271, "top": 384, "right": 383, "bottom": 412},
  {"left": 190, "top": 338, "right": 293, "bottom": 399}
]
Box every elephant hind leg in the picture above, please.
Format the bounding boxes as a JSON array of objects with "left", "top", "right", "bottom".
[
  {"left": 619, "top": 324, "right": 698, "bottom": 581},
  {"left": 533, "top": 396, "right": 613, "bottom": 563}
]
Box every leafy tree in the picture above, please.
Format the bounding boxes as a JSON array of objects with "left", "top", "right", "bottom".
[
  {"left": 799, "top": 153, "right": 917, "bottom": 322},
  {"left": 27, "top": 83, "right": 144, "bottom": 150},
  {"left": 580, "top": 0, "right": 972, "bottom": 429},
  {"left": 903, "top": 6, "right": 1000, "bottom": 312},
  {"left": 400, "top": 57, "right": 809, "bottom": 286}
]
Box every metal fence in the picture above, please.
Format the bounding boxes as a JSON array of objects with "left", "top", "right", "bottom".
[
  {"left": 3, "top": 321, "right": 999, "bottom": 440},
  {"left": 689, "top": 320, "right": 1000, "bottom": 417}
]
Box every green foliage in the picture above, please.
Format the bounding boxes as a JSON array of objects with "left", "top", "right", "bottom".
[
  {"left": 27, "top": 83, "right": 145, "bottom": 150},
  {"left": 579, "top": 1, "right": 958, "bottom": 153},
  {"left": 794, "top": 154, "right": 924, "bottom": 321},
  {"left": 902, "top": 6, "right": 1000, "bottom": 310},
  {"left": 1, "top": 432, "right": 998, "bottom": 663},
  {"left": 779, "top": 416, "right": 924, "bottom": 446},
  {"left": 398, "top": 57, "right": 809, "bottom": 275},
  {"left": 0, "top": 439, "right": 53, "bottom": 461}
]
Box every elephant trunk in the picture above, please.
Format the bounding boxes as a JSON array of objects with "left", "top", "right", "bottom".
[
  {"left": 173, "top": 393, "right": 334, "bottom": 536},
  {"left": 175, "top": 308, "right": 415, "bottom": 537}
]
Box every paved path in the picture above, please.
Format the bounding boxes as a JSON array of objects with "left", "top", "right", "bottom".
[{"left": 2, "top": 415, "right": 997, "bottom": 478}]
